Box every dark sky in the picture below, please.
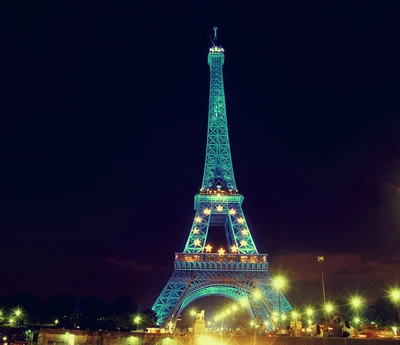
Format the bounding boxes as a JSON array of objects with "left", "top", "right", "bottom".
[{"left": 2, "top": 1, "right": 400, "bottom": 311}]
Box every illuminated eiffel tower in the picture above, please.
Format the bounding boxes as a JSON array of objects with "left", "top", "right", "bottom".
[{"left": 152, "top": 28, "right": 292, "bottom": 328}]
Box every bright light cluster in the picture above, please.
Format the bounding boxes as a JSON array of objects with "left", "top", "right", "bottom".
[
  {"left": 199, "top": 188, "right": 239, "bottom": 195},
  {"left": 209, "top": 46, "right": 225, "bottom": 54}
]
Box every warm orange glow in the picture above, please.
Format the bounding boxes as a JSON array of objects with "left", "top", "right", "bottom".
[
  {"left": 218, "top": 248, "right": 226, "bottom": 255},
  {"left": 205, "top": 244, "right": 212, "bottom": 252}
]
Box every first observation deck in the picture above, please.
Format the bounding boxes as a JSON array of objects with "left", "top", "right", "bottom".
[{"left": 174, "top": 253, "right": 268, "bottom": 271}]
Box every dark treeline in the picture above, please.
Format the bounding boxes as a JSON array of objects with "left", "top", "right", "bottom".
[
  {"left": 1, "top": 292, "right": 399, "bottom": 332},
  {"left": 0, "top": 292, "right": 156, "bottom": 331}
]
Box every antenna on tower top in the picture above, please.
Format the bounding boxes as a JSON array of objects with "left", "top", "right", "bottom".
[
  {"left": 213, "top": 27, "right": 218, "bottom": 39},
  {"left": 213, "top": 27, "right": 218, "bottom": 45}
]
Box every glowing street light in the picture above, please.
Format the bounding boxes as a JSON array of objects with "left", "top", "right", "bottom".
[
  {"left": 291, "top": 311, "right": 299, "bottom": 321},
  {"left": 353, "top": 316, "right": 361, "bottom": 328},
  {"left": 273, "top": 276, "right": 287, "bottom": 290},
  {"left": 350, "top": 296, "right": 364, "bottom": 317},
  {"left": 324, "top": 302, "right": 335, "bottom": 321},
  {"left": 13, "top": 307, "right": 23, "bottom": 318},
  {"left": 305, "top": 307, "right": 314, "bottom": 318},
  {"left": 273, "top": 276, "right": 287, "bottom": 326},
  {"left": 389, "top": 288, "right": 400, "bottom": 322}
]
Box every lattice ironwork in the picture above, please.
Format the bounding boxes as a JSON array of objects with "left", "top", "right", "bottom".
[{"left": 152, "top": 28, "right": 292, "bottom": 328}]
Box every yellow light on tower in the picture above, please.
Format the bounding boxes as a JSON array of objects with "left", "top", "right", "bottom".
[
  {"left": 237, "top": 217, "right": 245, "bottom": 224},
  {"left": 240, "top": 240, "right": 248, "bottom": 247},
  {"left": 231, "top": 245, "right": 238, "bottom": 252},
  {"left": 192, "top": 228, "right": 200, "bottom": 234},
  {"left": 216, "top": 205, "right": 223, "bottom": 212},
  {"left": 240, "top": 297, "right": 248, "bottom": 307},
  {"left": 195, "top": 216, "right": 202, "bottom": 223},
  {"left": 205, "top": 244, "right": 212, "bottom": 252},
  {"left": 218, "top": 248, "right": 226, "bottom": 255},
  {"left": 253, "top": 290, "right": 262, "bottom": 300},
  {"left": 193, "top": 239, "right": 201, "bottom": 246},
  {"left": 229, "top": 208, "right": 236, "bottom": 215},
  {"left": 241, "top": 228, "right": 249, "bottom": 235},
  {"left": 204, "top": 208, "right": 211, "bottom": 215}
]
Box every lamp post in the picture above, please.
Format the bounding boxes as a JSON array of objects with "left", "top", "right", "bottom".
[
  {"left": 390, "top": 288, "right": 400, "bottom": 323},
  {"left": 305, "top": 307, "right": 314, "bottom": 333},
  {"left": 324, "top": 302, "right": 334, "bottom": 326},
  {"left": 350, "top": 296, "right": 363, "bottom": 332},
  {"left": 350, "top": 296, "right": 362, "bottom": 317},
  {"left": 317, "top": 256, "right": 326, "bottom": 324},
  {"left": 273, "top": 276, "right": 287, "bottom": 330}
]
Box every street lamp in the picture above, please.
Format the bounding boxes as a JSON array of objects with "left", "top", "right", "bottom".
[
  {"left": 273, "top": 276, "right": 287, "bottom": 320},
  {"left": 324, "top": 302, "right": 335, "bottom": 323},
  {"left": 350, "top": 296, "right": 363, "bottom": 316},
  {"left": 13, "top": 307, "right": 23, "bottom": 318},
  {"left": 305, "top": 307, "right": 314, "bottom": 329},
  {"left": 133, "top": 315, "right": 142, "bottom": 331},
  {"left": 317, "top": 256, "right": 326, "bottom": 306},
  {"left": 389, "top": 288, "right": 400, "bottom": 322},
  {"left": 317, "top": 256, "right": 326, "bottom": 325}
]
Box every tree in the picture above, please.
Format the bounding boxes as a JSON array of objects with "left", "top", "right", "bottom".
[
  {"left": 40, "top": 294, "right": 77, "bottom": 326},
  {"left": 109, "top": 296, "right": 138, "bottom": 316},
  {"left": 3, "top": 292, "right": 41, "bottom": 324},
  {"left": 369, "top": 298, "right": 398, "bottom": 326},
  {"left": 141, "top": 309, "right": 156, "bottom": 329},
  {"left": 77, "top": 297, "right": 109, "bottom": 330}
]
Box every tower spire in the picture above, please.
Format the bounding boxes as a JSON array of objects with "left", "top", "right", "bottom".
[{"left": 201, "top": 28, "right": 237, "bottom": 192}]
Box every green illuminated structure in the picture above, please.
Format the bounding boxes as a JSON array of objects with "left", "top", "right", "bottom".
[{"left": 152, "top": 28, "right": 292, "bottom": 328}]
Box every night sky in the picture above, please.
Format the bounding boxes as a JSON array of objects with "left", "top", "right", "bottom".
[{"left": 2, "top": 1, "right": 400, "bottom": 311}]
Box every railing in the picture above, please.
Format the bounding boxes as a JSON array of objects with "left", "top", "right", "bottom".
[{"left": 174, "top": 253, "right": 268, "bottom": 271}]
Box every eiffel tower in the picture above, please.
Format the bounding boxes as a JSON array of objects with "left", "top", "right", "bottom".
[{"left": 152, "top": 28, "right": 292, "bottom": 329}]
